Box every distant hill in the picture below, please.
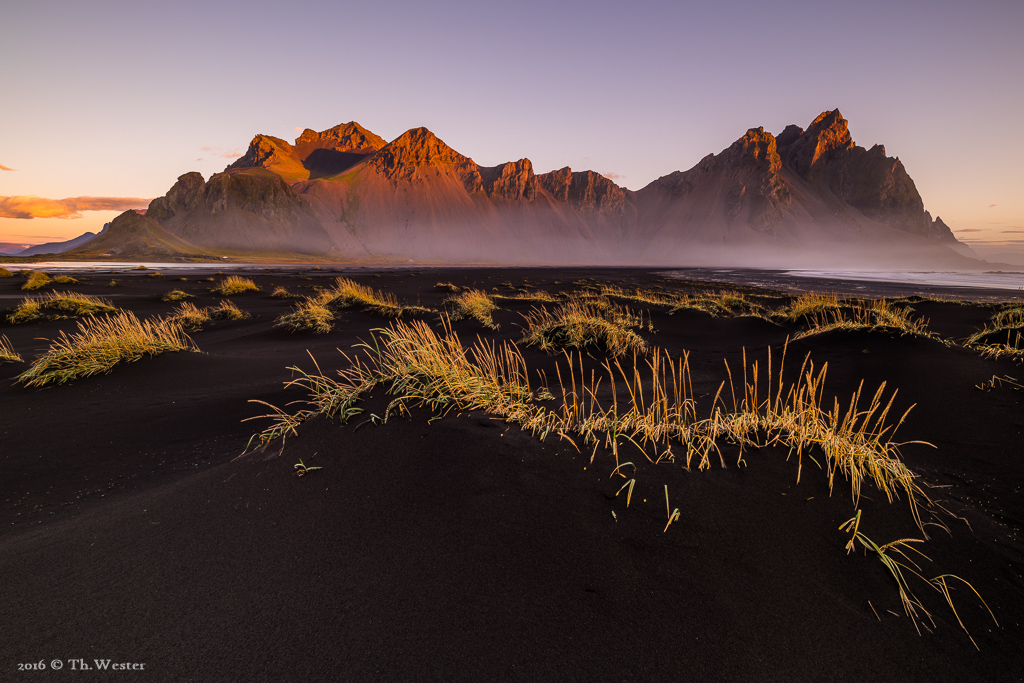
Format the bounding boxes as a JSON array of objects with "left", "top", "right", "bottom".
[
  {"left": 70, "top": 211, "right": 203, "bottom": 258},
  {"left": 17, "top": 231, "right": 101, "bottom": 257},
  {"left": 0, "top": 242, "right": 31, "bottom": 255},
  {"left": 74, "top": 110, "right": 981, "bottom": 268}
]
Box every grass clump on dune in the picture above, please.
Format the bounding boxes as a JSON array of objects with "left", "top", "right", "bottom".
[
  {"left": 208, "top": 299, "right": 249, "bottom": 321},
  {"left": 669, "top": 290, "right": 765, "bottom": 318},
  {"left": 1, "top": 335, "right": 22, "bottom": 363},
  {"left": 247, "top": 324, "right": 992, "bottom": 645},
  {"left": 0, "top": 267, "right": 14, "bottom": 278},
  {"left": 599, "top": 284, "right": 677, "bottom": 307},
  {"left": 779, "top": 292, "right": 842, "bottom": 321},
  {"left": 16, "top": 311, "right": 197, "bottom": 387},
  {"left": 795, "top": 300, "right": 932, "bottom": 340},
  {"left": 327, "top": 277, "right": 431, "bottom": 317},
  {"left": 22, "top": 271, "right": 52, "bottom": 291},
  {"left": 446, "top": 289, "right": 500, "bottom": 329},
  {"left": 974, "top": 332, "right": 1024, "bottom": 361},
  {"left": 165, "top": 300, "right": 247, "bottom": 330},
  {"left": 494, "top": 289, "right": 561, "bottom": 303},
  {"left": 270, "top": 286, "right": 293, "bottom": 299},
  {"left": 162, "top": 289, "right": 193, "bottom": 302},
  {"left": 167, "top": 302, "right": 210, "bottom": 331},
  {"left": 7, "top": 291, "right": 117, "bottom": 324},
  {"left": 276, "top": 294, "right": 334, "bottom": 334},
  {"left": 52, "top": 275, "right": 79, "bottom": 285},
  {"left": 520, "top": 297, "right": 648, "bottom": 356},
  {"left": 214, "top": 275, "right": 260, "bottom": 296},
  {"left": 966, "top": 304, "right": 1024, "bottom": 358}
]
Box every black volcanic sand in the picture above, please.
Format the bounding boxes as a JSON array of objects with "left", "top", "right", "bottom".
[{"left": 1, "top": 267, "right": 1022, "bottom": 682}]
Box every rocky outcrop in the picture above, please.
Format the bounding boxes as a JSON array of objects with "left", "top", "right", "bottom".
[
  {"left": 479, "top": 159, "right": 538, "bottom": 201},
  {"left": 146, "top": 172, "right": 205, "bottom": 222},
  {"left": 778, "top": 109, "right": 855, "bottom": 180},
  {"left": 775, "top": 109, "right": 955, "bottom": 243},
  {"left": 645, "top": 127, "right": 791, "bottom": 234},
  {"left": 293, "top": 122, "right": 385, "bottom": 156},
  {"left": 536, "top": 168, "right": 630, "bottom": 214},
  {"left": 228, "top": 123, "right": 386, "bottom": 180},
  {"left": 229, "top": 135, "right": 294, "bottom": 171},
  {"left": 368, "top": 127, "right": 482, "bottom": 188}
]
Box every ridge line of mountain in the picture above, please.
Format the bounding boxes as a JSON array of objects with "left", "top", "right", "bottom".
[{"left": 57, "top": 109, "right": 975, "bottom": 268}]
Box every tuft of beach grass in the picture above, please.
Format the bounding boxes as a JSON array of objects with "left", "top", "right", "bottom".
[
  {"left": 214, "top": 275, "right": 260, "bottom": 296},
  {"left": 16, "top": 311, "right": 197, "bottom": 387},
  {"left": 446, "top": 289, "right": 500, "bottom": 329},
  {"left": 161, "top": 289, "right": 193, "bottom": 302},
  {"left": 275, "top": 293, "right": 334, "bottom": 334},
  {"left": 22, "top": 271, "right": 52, "bottom": 291},
  {"left": 0, "top": 335, "right": 22, "bottom": 363},
  {"left": 7, "top": 291, "right": 117, "bottom": 324},
  {"left": 520, "top": 297, "right": 648, "bottom": 356}
]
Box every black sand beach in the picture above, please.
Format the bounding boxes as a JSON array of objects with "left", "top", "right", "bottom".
[{"left": 1, "top": 267, "right": 1022, "bottom": 681}]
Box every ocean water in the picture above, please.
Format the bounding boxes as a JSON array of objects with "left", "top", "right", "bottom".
[
  {"left": 657, "top": 267, "right": 1024, "bottom": 301},
  {"left": 784, "top": 269, "right": 1024, "bottom": 291}
]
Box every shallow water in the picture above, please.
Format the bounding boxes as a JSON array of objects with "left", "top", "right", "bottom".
[
  {"left": 657, "top": 267, "right": 1024, "bottom": 301},
  {"left": 784, "top": 269, "right": 1024, "bottom": 291}
]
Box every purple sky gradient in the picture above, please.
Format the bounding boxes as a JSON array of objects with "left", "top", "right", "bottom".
[{"left": 2, "top": 0, "right": 1022, "bottom": 258}]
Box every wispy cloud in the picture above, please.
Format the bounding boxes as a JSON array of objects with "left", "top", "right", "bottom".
[
  {"left": 602, "top": 171, "right": 625, "bottom": 182},
  {"left": 961, "top": 238, "right": 1024, "bottom": 246},
  {"left": 954, "top": 228, "right": 984, "bottom": 233},
  {"left": 0, "top": 196, "right": 151, "bottom": 219},
  {"left": 988, "top": 204, "right": 997, "bottom": 208},
  {"left": 0, "top": 164, "right": 14, "bottom": 171},
  {"left": 196, "top": 146, "right": 243, "bottom": 162}
]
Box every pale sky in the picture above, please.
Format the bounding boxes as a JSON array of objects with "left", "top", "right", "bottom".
[{"left": 2, "top": 0, "right": 1022, "bottom": 260}]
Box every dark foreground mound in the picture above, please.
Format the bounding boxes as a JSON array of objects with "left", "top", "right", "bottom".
[{"left": 0, "top": 267, "right": 1021, "bottom": 682}]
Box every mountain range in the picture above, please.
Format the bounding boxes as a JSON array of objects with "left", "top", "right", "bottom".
[{"left": 60, "top": 109, "right": 975, "bottom": 267}]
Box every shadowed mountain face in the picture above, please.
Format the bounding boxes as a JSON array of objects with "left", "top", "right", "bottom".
[{"left": 80, "top": 111, "right": 977, "bottom": 267}]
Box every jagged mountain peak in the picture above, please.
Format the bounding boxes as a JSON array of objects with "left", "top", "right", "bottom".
[
  {"left": 782, "top": 108, "right": 855, "bottom": 177},
  {"left": 369, "top": 127, "right": 476, "bottom": 181},
  {"left": 294, "top": 122, "right": 386, "bottom": 154},
  {"left": 724, "top": 127, "right": 782, "bottom": 174}
]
